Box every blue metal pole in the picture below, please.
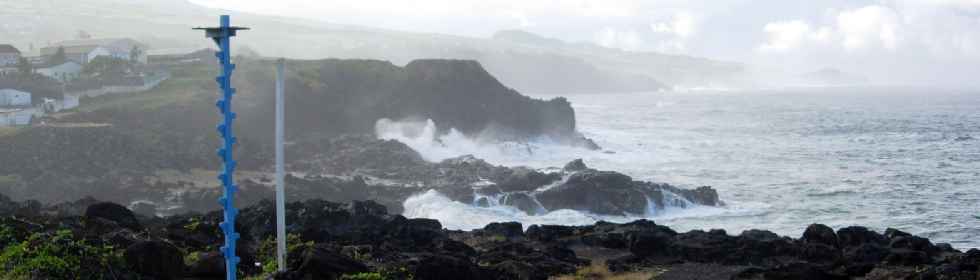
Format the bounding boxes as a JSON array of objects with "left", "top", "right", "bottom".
[{"left": 195, "top": 15, "right": 249, "bottom": 280}]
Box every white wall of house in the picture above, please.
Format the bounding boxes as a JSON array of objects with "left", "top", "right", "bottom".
[
  {"left": 37, "top": 61, "right": 83, "bottom": 83},
  {"left": 0, "top": 108, "right": 34, "bottom": 127},
  {"left": 0, "top": 53, "right": 19, "bottom": 67},
  {"left": 0, "top": 89, "right": 31, "bottom": 107}
]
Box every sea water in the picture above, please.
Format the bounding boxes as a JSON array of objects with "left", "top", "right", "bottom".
[{"left": 393, "top": 86, "right": 980, "bottom": 249}]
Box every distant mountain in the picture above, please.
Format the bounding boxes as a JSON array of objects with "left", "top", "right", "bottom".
[
  {"left": 0, "top": 0, "right": 746, "bottom": 94},
  {"left": 801, "top": 68, "right": 869, "bottom": 85}
]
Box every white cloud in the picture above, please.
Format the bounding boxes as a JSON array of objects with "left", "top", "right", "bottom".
[
  {"left": 651, "top": 12, "right": 698, "bottom": 38},
  {"left": 649, "top": 12, "right": 699, "bottom": 53},
  {"left": 836, "top": 5, "right": 901, "bottom": 51},
  {"left": 758, "top": 5, "right": 903, "bottom": 53},
  {"left": 758, "top": 20, "right": 813, "bottom": 52}
]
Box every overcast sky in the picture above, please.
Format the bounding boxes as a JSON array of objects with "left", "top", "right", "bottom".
[{"left": 189, "top": 0, "right": 980, "bottom": 85}]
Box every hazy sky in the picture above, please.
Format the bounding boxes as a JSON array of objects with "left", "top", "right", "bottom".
[{"left": 190, "top": 0, "right": 979, "bottom": 84}]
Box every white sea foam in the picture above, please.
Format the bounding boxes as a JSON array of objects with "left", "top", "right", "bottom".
[
  {"left": 375, "top": 118, "right": 598, "bottom": 167},
  {"left": 402, "top": 189, "right": 758, "bottom": 231},
  {"left": 382, "top": 89, "right": 980, "bottom": 249},
  {"left": 377, "top": 117, "right": 737, "bottom": 230}
]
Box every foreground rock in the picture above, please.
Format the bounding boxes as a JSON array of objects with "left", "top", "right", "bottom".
[
  {"left": 158, "top": 136, "right": 720, "bottom": 216},
  {"left": 0, "top": 195, "right": 975, "bottom": 280}
]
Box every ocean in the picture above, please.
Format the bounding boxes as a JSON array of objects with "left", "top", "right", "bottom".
[{"left": 394, "top": 87, "right": 980, "bottom": 249}]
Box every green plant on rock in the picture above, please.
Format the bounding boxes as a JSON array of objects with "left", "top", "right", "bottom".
[
  {"left": 184, "top": 251, "right": 202, "bottom": 267},
  {"left": 0, "top": 229, "right": 124, "bottom": 279},
  {"left": 0, "top": 224, "right": 15, "bottom": 247},
  {"left": 184, "top": 217, "right": 201, "bottom": 231},
  {"left": 340, "top": 272, "right": 385, "bottom": 280},
  {"left": 254, "top": 233, "right": 313, "bottom": 277}
]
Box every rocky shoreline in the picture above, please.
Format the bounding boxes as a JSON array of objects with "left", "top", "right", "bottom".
[{"left": 0, "top": 193, "right": 976, "bottom": 280}]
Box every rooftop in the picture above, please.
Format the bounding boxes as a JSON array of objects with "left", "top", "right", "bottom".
[{"left": 0, "top": 44, "right": 20, "bottom": 54}]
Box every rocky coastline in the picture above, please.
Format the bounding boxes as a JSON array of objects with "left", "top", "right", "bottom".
[{"left": 0, "top": 193, "right": 976, "bottom": 279}]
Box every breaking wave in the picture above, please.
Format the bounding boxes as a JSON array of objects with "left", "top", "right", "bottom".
[
  {"left": 402, "top": 189, "right": 748, "bottom": 231},
  {"left": 374, "top": 118, "right": 595, "bottom": 166},
  {"left": 376, "top": 118, "right": 749, "bottom": 232}
]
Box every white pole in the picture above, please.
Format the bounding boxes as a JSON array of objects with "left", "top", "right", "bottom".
[{"left": 274, "top": 58, "right": 287, "bottom": 272}]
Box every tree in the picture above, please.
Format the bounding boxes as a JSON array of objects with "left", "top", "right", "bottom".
[
  {"left": 129, "top": 45, "right": 143, "bottom": 64},
  {"left": 49, "top": 46, "right": 67, "bottom": 65}
]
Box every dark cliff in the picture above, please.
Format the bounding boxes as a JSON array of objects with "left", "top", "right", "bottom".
[{"left": 238, "top": 59, "right": 579, "bottom": 143}]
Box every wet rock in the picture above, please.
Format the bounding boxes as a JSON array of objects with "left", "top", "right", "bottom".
[
  {"left": 496, "top": 168, "right": 562, "bottom": 192},
  {"left": 885, "top": 249, "right": 931, "bottom": 265},
  {"left": 842, "top": 243, "right": 889, "bottom": 276},
  {"left": 563, "top": 159, "right": 588, "bottom": 173},
  {"left": 503, "top": 193, "right": 546, "bottom": 214},
  {"left": 85, "top": 202, "right": 141, "bottom": 230},
  {"left": 413, "top": 253, "right": 491, "bottom": 280},
  {"left": 483, "top": 222, "right": 524, "bottom": 238},
  {"left": 536, "top": 170, "right": 648, "bottom": 215},
  {"left": 670, "top": 229, "right": 738, "bottom": 263},
  {"left": 186, "top": 251, "right": 225, "bottom": 278},
  {"left": 735, "top": 230, "right": 801, "bottom": 266},
  {"left": 581, "top": 231, "right": 628, "bottom": 249},
  {"left": 526, "top": 225, "right": 576, "bottom": 242},
  {"left": 477, "top": 242, "right": 584, "bottom": 279},
  {"left": 801, "top": 243, "right": 840, "bottom": 264},
  {"left": 125, "top": 240, "right": 185, "bottom": 280},
  {"left": 801, "top": 224, "right": 838, "bottom": 248},
  {"left": 685, "top": 186, "right": 722, "bottom": 206},
  {"left": 883, "top": 228, "right": 911, "bottom": 240},
  {"left": 294, "top": 244, "right": 369, "bottom": 280},
  {"left": 736, "top": 262, "right": 849, "bottom": 280},
  {"left": 627, "top": 230, "right": 673, "bottom": 256},
  {"left": 837, "top": 226, "right": 885, "bottom": 248},
  {"left": 888, "top": 235, "right": 938, "bottom": 256}
]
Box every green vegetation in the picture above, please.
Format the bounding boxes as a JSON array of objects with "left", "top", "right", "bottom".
[
  {"left": 0, "top": 127, "right": 20, "bottom": 138},
  {"left": 0, "top": 229, "right": 124, "bottom": 279},
  {"left": 184, "top": 251, "right": 202, "bottom": 267},
  {"left": 553, "top": 263, "right": 661, "bottom": 280},
  {"left": 0, "top": 175, "right": 21, "bottom": 188},
  {"left": 253, "top": 233, "right": 314, "bottom": 277},
  {"left": 184, "top": 217, "right": 202, "bottom": 231},
  {"left": 341, "top": 272, "right": 386, "bottom": 280},
  {"left": 76, "top": 74, "right": 207, "bottom": 112},
  {"left": 0, "top": 224, "right": 14, "bottom": 248}
]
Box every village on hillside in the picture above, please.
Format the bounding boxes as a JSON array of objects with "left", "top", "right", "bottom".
[{"left": 0, "top": 36, "right": 175, "bottom": 127}]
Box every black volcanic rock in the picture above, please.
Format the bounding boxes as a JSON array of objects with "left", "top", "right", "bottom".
[
  {"left": 85, "top": 202, "right": 141, "bottom": 230},
  {"left": 562, "top": 159, "right": 588, "bottom": 173},
  {"left": 802, "top": 223, "right": 839, "bottom": 248},
  {"left": 293, "top": 245, "right": 369, "bottom": 280},
  {"left": 0, "top": 196, "right": 974, "bottom": 279},
  {"left": 482, "top": 222, "right": 525, "bottom": 238},
  {"left": 124, "top": 240, "right": 185, "bottom": 280},
  {"left": 536, "top": 170, "right": 647, "bottom": 215}
]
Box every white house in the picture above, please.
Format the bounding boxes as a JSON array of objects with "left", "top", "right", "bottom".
[
  {"left": 0, "top": 89, "right": 31, "bottom": 107},
  {"left": 0, "top": 108, "right": 34, "bottom": 127},
  {"left": 41, "top": 38, "right": 147, "bottom": 64},
  {"left": 0, "top": 44, "right": 20, "bottom": 67},
  {"left": 37, "top": 61, "right": 83, "bottom": 83}
]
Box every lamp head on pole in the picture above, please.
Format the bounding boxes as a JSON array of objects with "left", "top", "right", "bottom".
[{"left": 193, "top": 15, "right": 250, "bottom": 45}]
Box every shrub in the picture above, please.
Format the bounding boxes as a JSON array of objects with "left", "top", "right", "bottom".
[{"left": 0, "top": 230, "right": 124, "bottom": 279}]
